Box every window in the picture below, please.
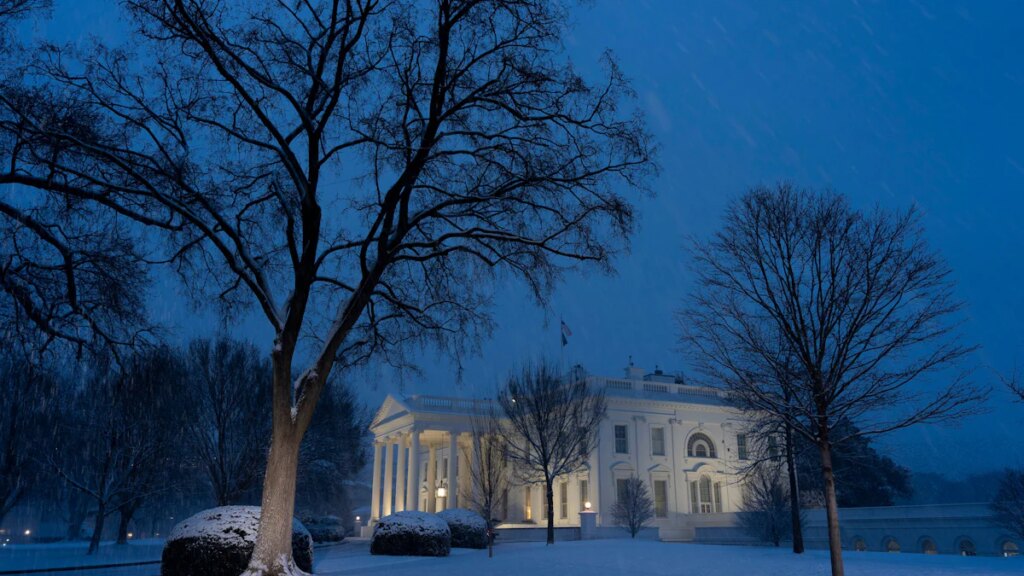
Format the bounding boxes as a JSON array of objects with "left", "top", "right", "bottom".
[
  {"left": 959, "top": 539, "right": 976, "bottom": 557},
  {"left": 616, "top": 478, "right": 629, "bottom": 503},
  {"left": 885, "top": 537, "right": 900, "bottom": 553},
  {"left": 691, "top": 475, "right": 714, "bottom": 513},
  {"left": 687, "top": 433, "right": 716, "bottom": 458},
  {"left": 921, "top": 538, "right": 937, "bottom": 555},
  {"left": 524, "top": 486, "right": 532, "bottom": 521},
  {"left": 853, "top": 537, "right": 867, "bottom": 552},
  {"left": 653, "top": 480, "right": 668, "bottom": 517},
  {"left": 713, "top": 481, "right": 723, "bottom": 513},
  {"left": 579, "top": 479, "right": 589, "bottom": 510},
  {"left": 651, "top": 427, "right": 666, "bottom": 456},
  {"left": 615, "top": 425, "right": 629, "bottom": 454},
  {"left": 543, "top": 492, "right": 549, "bottom": 520},
  {"left": 737, "top": 434, "right": 748, "bottom": 461},
  {"left": 559, "top": 482, "right": 568, "bottom": 519},
  {"left": 1003, "top": 541, "right": 1019, "bottom": 557},
  {"left": 767, "top": 436, "right": 780, "bottom": 461},
  {"left": 442, "top": 457, "right": 448, "bottom": 479}
]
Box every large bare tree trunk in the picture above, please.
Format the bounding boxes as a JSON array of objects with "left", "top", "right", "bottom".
[
  {"left": 785, "top": 423, "right": 804, "bottom": 554},
  {"left": 246, "top": 423, "right": 302, "bottom": 574},
  {"left": 545, "top": 480, "right": 555, "bottom": 545},
  {"left": 244, "top": 356, "right": 307, "bottom": 576},
  {"left": 818, "top": 442, "right": 844, "bottom": 576}
]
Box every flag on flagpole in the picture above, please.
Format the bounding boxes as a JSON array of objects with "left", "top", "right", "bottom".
[{"left": 560, "top": 319, "right": 572, "bottom": 347}]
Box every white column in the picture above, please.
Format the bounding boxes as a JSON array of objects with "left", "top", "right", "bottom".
[
  {"left": 472, "top": 432, "right": 483, "bottom": 504},
  {"left": 447, "top": 431, "right": 459, "bottom": 509},
  {"left": 427, "top": 443, "right": 438, "bottom": 512},
  {"left": 382, "top": 440, "right": 394, "bottom": 517},
  {"left": 407, "top": 430, "right": 420, "bottom": 511},
  {"left": 394, "top": 434, "right": 407, "bottom": 512},
  {"left": 370, "top": 442, "right": 383, "bottom": 520}
]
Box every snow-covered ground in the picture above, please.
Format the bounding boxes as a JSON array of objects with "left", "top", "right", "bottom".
[
  {"left": 313, "top": 538, "right": 1024, "bottom": 576},
  {"left": 2, "top": 538, "right": 1021, "bottom": 576},
  {"left": 0, "top": 539, "right": 163, "bottom": 573}
]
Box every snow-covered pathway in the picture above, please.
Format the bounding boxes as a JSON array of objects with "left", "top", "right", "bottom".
[{"left": 314, "top": 539, "right": 1024, "bottom": 576}]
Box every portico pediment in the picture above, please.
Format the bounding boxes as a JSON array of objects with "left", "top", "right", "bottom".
[{"left": 370, "top": 394, "right": 412, "bottom": 430}]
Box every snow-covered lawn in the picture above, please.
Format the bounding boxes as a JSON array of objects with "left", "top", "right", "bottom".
[
  {"left": 314, "top": 538, "right": 1024, "bottom": 576},
  {"left": 2, "top": 538, "right": 1021, "bottom": 576},
  {"left": 0, "top": 539, "right": 163, "bottom": 572}
]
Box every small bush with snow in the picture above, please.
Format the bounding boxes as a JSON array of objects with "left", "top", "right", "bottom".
[
  {"left": 301, "top": 514, "right": 346, "bottom": 543},
  {"left": 437, "top": 508, "right": 488, "bottom": 549},
  {"left": 161, "top": 506, "right": 313, "bottom": 576},
  {"left": 370, "top": 511, "right": 451, "bottom": 556}
]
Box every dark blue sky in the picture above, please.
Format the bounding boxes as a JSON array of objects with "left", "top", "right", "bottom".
[{"left": 29, "top": 1, "right": 1024, "bottom": 477}]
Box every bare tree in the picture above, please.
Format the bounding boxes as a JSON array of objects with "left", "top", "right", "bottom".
[
  {"left": 681, "top": 184, "right": 984, "bottom": 576},
  {"left": 0, "top": 336, "right": 56, "bottom": 527},
  {"left": 992, "top": 469, "right": 1024, "bottom": 541},
  {"left": 464, "top": 413, "right": 511, "bottom": 557},
  {"left": 0, "top": 0, "right": 653, "bottom": 570},
  {"left": 497, "top": 363, "right": 605, "bottom": 544},
  {"left": 611, "top": 475, "right": 653, "bottom": 539},
  {"left": 49, "top": 346, "right": 186, "bottom": 553},
  {"left": 738, "top": 461, "right": 793, "bottom": 547},
  {"left": 183, "top": 338, "right": 272, "bottom": 506}
]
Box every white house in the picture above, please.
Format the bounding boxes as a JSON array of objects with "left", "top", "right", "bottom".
[{"left": 365, "top": 365, "right": 750, "bottom": 540}]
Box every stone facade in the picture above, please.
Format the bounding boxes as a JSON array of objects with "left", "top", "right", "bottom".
[{"left": 365, "top": 365, "right": 749, "bottom": 538}]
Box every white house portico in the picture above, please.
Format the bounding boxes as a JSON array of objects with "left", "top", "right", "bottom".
[{"left": 365, "top": 365, "right": 750, "bottom": 539}]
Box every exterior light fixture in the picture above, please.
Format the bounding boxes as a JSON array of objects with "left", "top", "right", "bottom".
[
  {"left": 437, "top": 487, "right": 447, "bottom": 498},
  {"left": 584, "top": 501, "right": 592, "bottom": 511},
  {"left": 127, "top": 532, "right": 134, "bottom": 539},
  {"left": 356, "top": 516, "right": 361, "bottom": 522},
  {"left": 23, "top": 529, "right": 31, "bottom": 536}
]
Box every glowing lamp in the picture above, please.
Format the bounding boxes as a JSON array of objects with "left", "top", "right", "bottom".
[
  {"left": 24, "top": 529, "right": 31, "bottom": 536},
  {"left": 584, "top": 501, "right": 592, "bottom": 511},
  {"left": 437, "top": 487, "right": 448, "bottom": 498}
]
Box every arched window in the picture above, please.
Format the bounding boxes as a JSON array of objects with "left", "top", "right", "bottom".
[
  {"left": 920, "top": 538, "right": 937, "bottom": 555},
  {"left": 687, "top": 433, "right": 717, "bottom": 458},
  {"left": 1002, "top": 540, "right": 1019, "bottom": 557},
  {"left": 959, "top": 538, "right": 976, "bottom": 557},
  {"left": 884, "top": 537, "right": 900, "bottom": 553},
  {"left": 852, "top": 537, "right": 866, "bottom": 552},
  {"left": 689, "top": 475, "right": 721, "bottom": 513}
]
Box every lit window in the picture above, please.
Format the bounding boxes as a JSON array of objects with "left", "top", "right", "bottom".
[
  {"left": 885, "top": 538, "right": 900, "bottom": 553},
  {"left": 651, "top": 427, "right": 666, "bottom": 456},
  {"left": 615, "top": 425, "right": 629, "bottom": 454},
  {"left": 579, "top": 480, "right": 589, "bottom": 510},
  {"left": 959, "top": 539, "right": 976, "bottom": 557},
  {"left": 524, "top": 486, "right": 532, "bottom": 521},
  {"left": 560, "top": 482, "right": 568, "bottom": 519},
  {"left": 853, "top": 537, "right": 867, "bottom": 552},
  {"left": 921, "top": 538, "right": 937, "bottom": 554}
]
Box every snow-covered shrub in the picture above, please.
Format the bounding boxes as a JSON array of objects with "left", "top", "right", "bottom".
[
  {"left": 161, "top": 506, "right": 313, "bottom": 576},
  {"left": 437, "top": 508, "right": 488, "bottom": 549},
  {"left": 301, "top": 514, "right": 346, "bottom": 543},
  {"left": 370, "top": 511, "right": 451, "bottom": 556}
]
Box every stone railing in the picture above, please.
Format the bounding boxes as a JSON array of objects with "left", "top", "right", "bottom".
[
  {"left": 406, "top": 395, "right": 496, "bottom": 414},
  {"left": 585, "top": 375, "right": 727, "bottom": 402}
]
